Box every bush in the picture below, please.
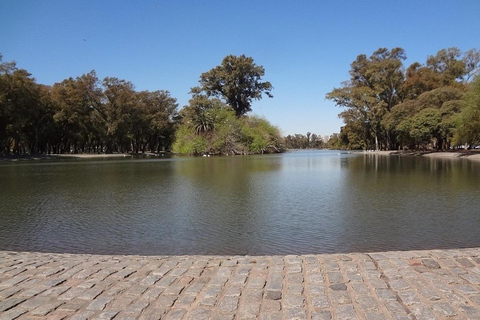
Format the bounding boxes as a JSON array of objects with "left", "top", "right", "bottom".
[{"left": 172, "top": 101, "right": 283, "bottom": 155}]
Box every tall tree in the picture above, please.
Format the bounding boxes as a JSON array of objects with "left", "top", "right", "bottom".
[
  {"left": 327, "top": 48, "right": 406, "bottom": 150},
  {"left": 454, "top": 76, "right": 480, "bottom": 147},
  {"left": 52, "top": 71, "right": 103, "bottom": 153},
  {"left": 102, "top": 77, "right": 137, "bottom": 153},
  {"left": 426, "top": 48, "right": 466, "bottom": 84},
  {"left": 0, "top": 59, "right": 44, "bottom": 154},
  {"left": 194, "top": 54, "right": 273, "bottom": 117}
]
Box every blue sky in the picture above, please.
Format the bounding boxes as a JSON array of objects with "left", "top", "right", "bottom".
[{"left": 1, "top": 1, "right": 479, "bottom": 136}]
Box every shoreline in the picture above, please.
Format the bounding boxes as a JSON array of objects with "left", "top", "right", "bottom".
[
  {"left": 0, "top": 153, "right": 164, "bottom": 162},
  {"left": 361, "top": 149, "right": 480, "bottom": 161},
  {"left": 2, "top": 150, "right": 480, "bottom": 162},
  {"left": 1, "top": 247, "right": 479, "bottom": 319}
]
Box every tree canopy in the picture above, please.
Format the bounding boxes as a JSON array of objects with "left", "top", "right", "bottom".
[
  {"left": 327, "top": 47, "right": 480, "bottom": 151},
  {"left": 194, "top": 54, "right": 273, "bottom": 117},
  {"left": 0, "top": 55, "right": 178, "bottom": 155}
]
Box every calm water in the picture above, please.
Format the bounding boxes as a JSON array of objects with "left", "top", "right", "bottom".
[{"left": 1, "top": 150, "right": 479, "bottom": 255}]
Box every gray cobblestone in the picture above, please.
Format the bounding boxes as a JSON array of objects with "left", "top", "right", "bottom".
[{"left": 0, "top": 248, "right": 479, "bottom": 319}]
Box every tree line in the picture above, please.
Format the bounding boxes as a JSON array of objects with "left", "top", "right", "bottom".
[
  {"left": 284, "top": 132, "right": 325, "bottom": 149},
  {"left": 327, "top": 47, "right": 480, "bottom": 150},
  {"left": 0, "top": 54, "right": 283, "bottom": 156},
  {"left": 0, "top": 55, "right": 178, "bottom": 155}
]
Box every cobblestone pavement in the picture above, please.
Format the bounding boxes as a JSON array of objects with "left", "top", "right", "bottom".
[{"left": 1, "top": 248, "right": 480, "bottom": 320}]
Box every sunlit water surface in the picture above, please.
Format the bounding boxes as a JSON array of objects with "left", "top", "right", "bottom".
[{"left": 1, "top": 150, "right": 479, "bottom": 255}]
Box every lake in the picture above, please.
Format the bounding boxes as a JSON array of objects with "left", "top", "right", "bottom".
[{"left": 1, "top": 150, "right": 479, "bottom": 255}]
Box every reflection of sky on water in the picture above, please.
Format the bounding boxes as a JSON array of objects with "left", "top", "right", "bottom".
[{"left": 0, "top": 151, "right": 479, "bottom": 255}]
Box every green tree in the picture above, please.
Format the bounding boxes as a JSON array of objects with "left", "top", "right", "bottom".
[
  {"left": 462, "top": 49, "right": 480, "bottom": 82},
  {"left": 102, "top": 77, "right": 137, "bottom": 153},
  {"left": 327, "top": 48, "right": 406, "bottom": 150},
  {"left": 454, "top": 76, "right": 480, "bottom": 147},
  {"left": 426, "top": 47, "right": 466, "bottom": 84},
  {"left": 0, "top": 58, "right": 46, "bottom": 154},
  {"left": 195, "top": 54, "right": 273, "bottom": 117},
  {"left": 51, "top": 71, "right": 103, "bottom": 153},
  {"left": 173, "top": 97, "right": 282, "bottom": 155},
  {"left": 139, "top": 90, "right": 178, "bottom": 153}
]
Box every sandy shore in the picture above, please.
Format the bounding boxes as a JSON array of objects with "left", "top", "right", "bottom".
[{"left": 363, "top": 150, "right": 480, "bottom": 161}]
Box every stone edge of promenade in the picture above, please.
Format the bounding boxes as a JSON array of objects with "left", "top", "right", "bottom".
[{"left": 1, "top": 247, "right": 480, "bottom": 319}]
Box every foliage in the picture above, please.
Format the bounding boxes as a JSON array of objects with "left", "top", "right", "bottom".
[
  {"left": 0, "top": 55, "right": 178, "bottom": 155},
  {"left": 194, "top": 54, "right": 273, "bottom": 117},
  {"left": 454, "top": 76, "right": 480, "bottom": 147},
  {"left": 327, "top": 48, "right": 407, "bottom": 150},
  {"left": 327, "top": 47, "right": 478, "bottom": 151},
  {"left": 172, "top": 98, "right": 283, "bottom": 155},
  {"left": 284, "top": 132, "right": 325, "bottom": 149}
]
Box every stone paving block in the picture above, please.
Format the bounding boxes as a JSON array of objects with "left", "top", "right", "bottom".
[
  {"left": 355, "top": 296, "right": 378, "bottom": 311},
  {"left": 261, "top": 311, "right": 283, "bottom": 320},
  {"left": 0, "top": 306, "right": 28, "bottom": 320},
  {"left": 0, "top": 297, "right": 26, "bottom": 312},
  {"left": 17, "top": 285, "right": 48, "bottom": 298},
  {"left": 186, "top": 308, "right": 211, "bottom": 320},
  {"left": 327, "top": 272, "right": 344, "bottom": 284},
  {"left": 351, "top": 282, "right": 370, "bottom": 295},
  {"left": 224, "top": 285, "right": 242, "bottom": 297},
  {"left": 156, "top": 276, "right": 176, "bottom": 288},
  {"left": 41, "top": 285, "right": 70, "bottom": 297},
  {"left": 456, "top": 284, "right": 478, "bottom": 295},
  {"left": 69, "top": 311, "right": 95, "bottom": 320},
  {"left": 375, "top": 288, "right": 397, "bottom": 301},
  {"left": 432, "top": 302, "right": 458, "bottom": 317},
  {"left": 286, "top": 283, "right": 304, "bottom": 295},
  {"left": 164, "top": 308, "right": 187, "bottom": 320},
  {"left": 246, "top": 277, "right": 266, "bottom": 289},
  {"left": 397, "top": 290, "right": 420, "bottom": 306},
  {"left": 335, "top": 304, "right": 357, "bottom": 320},
  {"left": 57, "top": 298, "right": 88, "bottom": 312},
  {"left": 308, "top": 273, "right": 325, "bottom": 283},
  {"left": 19, "top": 295, "right": 50, "bottom": 310},
  {"left": 93, "top": 310, "right": 120, "bottom": 320},
  {"left": 457, "top": 258, "right": 476, "bottom": 267},
  {"left": 459, "top": 305, "right": 480, "bottom": 319},
  {"left": 330, "top": 283, "right": 347, "bottom": 291},
  {"left": 330, "top": 289, "right": 352, "bottom": 305},
  {"left": 153, "top": 295, "right": 178, "bottom": 309},
  {"left": 219, "top": 295, "right": 239, "bottom": 312},
  {"left": 86, "top": 296, "right": 114, "bottom": 311},
  {"left": 388, "top": 279, "right": 410, "bottom": 291},
  {"left": 418, "top": 286, "right": 441, "bottom": 301},
  {"left": 460, "top": 272, "right": 480, "bottom": 284},
  {"left": 409, "top": 304, "right": 437, "bottom": 320},
  {"left": 283, "top": 295, "right": 304, "bottom": 307},
  {"left": 136, "top": 307, "right": 165, "bottom": 320},
  {"left": 265, "top": 289, "right": 282, "bottom": 300},
  {"left": 311, "top": 294, "right": 329, "bottom": 309},
  {"left": 0, "top": 286, "right": 22, "bottom": 299},
  {"left": 30, "top": 299, "right": 64, "bottom": 316},
  {"left": 283, "top": 307, "right": 307, "bottom": 319},
  {"left": 0, "top": 275, "right": 29, "bottom": 288},
  {"left": 365, "top": 312, "right": 388, "bottom": 320},
  {"left": 77, "top": 286, "right": 105, "bottom": 300},
  {"left": 123, "top": 300, "right": 150, "bottom": 315}
]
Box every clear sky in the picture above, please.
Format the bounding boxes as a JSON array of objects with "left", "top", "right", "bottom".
[{"left": 1, "top": 0, "right": 479, "bottom": 136}]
